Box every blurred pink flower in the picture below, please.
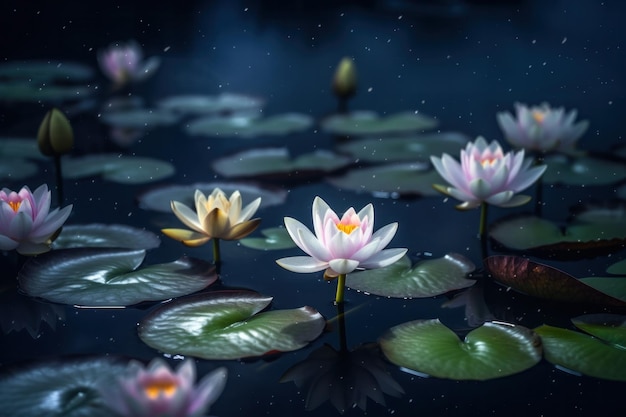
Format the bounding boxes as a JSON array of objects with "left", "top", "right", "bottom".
[
  {"left": 100, "top": 358, "right": 227, "bottom": 417},
  {"left": 276, "top": 196, "right": 406, "bottom": 275},
  {"left": 430, "top": 137, "right": 546, "bottom": 210},
  {"left": 98, "top": 40, "right": 161, "bottom": 87},
  {"left": 0, "top": 184, "right": 72, "bottom": 255},
  {"left": 497, "top": 102, "right": 589, "bottom": 153}
]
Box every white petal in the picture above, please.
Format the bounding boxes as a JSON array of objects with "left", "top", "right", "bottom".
[
  {"left": 497, "top": 194, "right": 532, "bottom": 208},
  {"left": 238, "top": 197, "right": 261, "bottom": 222},
  {"left": 469, "top": 178, "right": 492, "bottom": 199},
  {"left": 0, "top": 234, "right": 18, "bottom": 251},
  {"left": 507, "top": 164, "right": 547, "bottom": 192},
  {"left": 284, "top": 217, "right": 314, "bottom": 250},
  {"left": 29, "top": 205, "right": 73, "bottom": 240},
  {"left": 171, "top": 200, "right": 204, "bottom": 233},
  {"left": 359, "top": 248, "right": 408, "bottom": 269},
  {"left": 296, "top": 228, "right": 332, "bottom": 261},
  {"left": 276, "top": 256, "right": 329, "bottom": 273},
  {"left": 484, "top": 190, "right": 515, "bottom": 206},
  {"left": 328, "top": 258, "right": 360, "bottom": 274},
  {"left": 370, "top": 222, "right": 398, "bottom": 251},
  {"left": 312, "top": 196, "right": 335, "bottom": 238}
]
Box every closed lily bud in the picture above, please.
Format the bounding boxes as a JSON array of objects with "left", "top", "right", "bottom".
[
  {"left": 37, "top": 108, "right": 74, "bottom": 156},
  {"left": 332, "top": 57, "right": 357, "bottom": 99}
]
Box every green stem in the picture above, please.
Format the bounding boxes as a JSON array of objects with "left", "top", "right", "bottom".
[
  {"left": 335, "top": 273, "right": 347, "bottom": 305},
  {"left": 53, "top": 155, "right": 64, "bottom": 205},
  {"left": 212, "top": 238, "right": 221, "bottom": 265}
]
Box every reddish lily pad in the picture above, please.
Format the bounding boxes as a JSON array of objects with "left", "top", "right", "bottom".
[
  {"left": 138, "top": 290, "right": 325, "bottom": 360},
  {"left": 379, "top": 319, "right": 542, "bottom": 380},
  {"left": 321, "top": 111, "right": 438, "bottom": 136},
  {"left": 484, "top": 255, "right": 626, "bottom": 307}
]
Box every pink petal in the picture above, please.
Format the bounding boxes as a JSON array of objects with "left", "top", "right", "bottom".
[{"left": 276, "top": 256, "right": 329, "bottom": 273}]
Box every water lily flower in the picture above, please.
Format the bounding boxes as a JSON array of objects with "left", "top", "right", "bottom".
[
  {"left": 98, "top": 40, "right": 161, "bottom": 88},
  {"left": 276, "top": 196, "right": 406, "bottom": 303},
  {"left": 162, "top": 188, "right": 261, "bottom": 263},
  {"left": 99, "top": 358, "right": 227, "bottom": 417},
  {"left": 431, "top": 136, "right": 546, "bottom": 211},
  {"left": 0, "top": 184, "right": 72, "bottom": 255},
  {"left": 496, "top": 102, "right": 589, "bottom": 153}
]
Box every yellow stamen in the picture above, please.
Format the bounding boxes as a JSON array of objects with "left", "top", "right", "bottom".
[
  {"left": 144, "top": 380, "right": 178, "bottom": 400},
  {"left": 480, "top": 158, "right": 497, "bottom": 168},
  {"left": 8, "top": 201, "right": 21, "bottom": 212},
  {"left": 532, "top": 110, "right": 546, "bottom": 123},
  {"left": 336, "top": 223, "right": 358, "bottom": 234}
]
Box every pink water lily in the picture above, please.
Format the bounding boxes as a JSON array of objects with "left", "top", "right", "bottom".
[
  {"left": 0, "top": 184, "right": 72, "bottom": 255},
  {"left": 497, "top": 102, "right": 589, "bottom": 153},
  {"left": 99, "top": 358, "right": 227, "bottom": 417},
  {"left": 98, "top": 40, "right": 161, "bottom": 88},
  {"left": 430, "top": 137, "right": 546, "bottom": 210},
  {"left": 276, "top": 197, "right": 406, "bottom": 276}
]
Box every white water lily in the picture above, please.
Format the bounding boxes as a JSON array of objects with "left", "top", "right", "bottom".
[
  {"left": 496, "top": 102, "right": 589, "bottom": 153},
  {"left": 430, "top": 137, "right": 546, "bottom": 210},
  {"left": 98, "top": 40, "right": 161, "bottom": 88},
  {"left": 276, "top": 196, "right": 406, "bottom": 276}
]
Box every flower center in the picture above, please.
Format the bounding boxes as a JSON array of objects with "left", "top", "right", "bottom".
[
  {"left": 336, "top": 223, "right": 358, "bottom": 234},
  {"left": 480, "top": 157, "right": 498, "bottom": 168},
  {"left": 143, "top": 380, "right": 178, "bottom": 400},
  {"left": 532, "top": 110, "right": 546, "bottom": 124},
  {"left": 8, "top": 201, "right": 21, "bottom": 212}
]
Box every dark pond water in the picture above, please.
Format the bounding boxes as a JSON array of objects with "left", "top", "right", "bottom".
[{"left": 1, "top": 1, "right": 625, "bottom": 416}]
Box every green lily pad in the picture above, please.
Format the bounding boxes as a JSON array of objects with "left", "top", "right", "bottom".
[
  {"left": 52, "top": 224, "right": 160, "bottom": 250},
  {"left": 335, "top": 132, "right": 468, "bottom": 163},
  {"left": 534, "top": 324, "right": 626, "bottom": 381},
  {"left": 328, "top": 163, "right": 443, "bottom": 198},
  {"left": 579, "top": 277, "right": 626, "bottom": 302},
  {"left": 100, "top": 109, "right": 180, "bottom": 129},
  {"left": 489, "top": 214, "right": 626, "bottom": 258},
  {"left": 484, "top": 255, "right": 626, "bottom": 307},
  {"left": 0, "top": 357, "right": 126, "bottom": 417},
  {"left": 347, "top": 254, "right": 475, "bottom": 298},
  {"left": 157, "top": 93, "right": 264, "bottom": 115},
  {"left": 542, "top": 155, "right": 626, "bottom": 186},
  {"left": 618, "top": 184, "right": 626, "bottom": 200},
  {"left": 379, "top": 319, "right": 542, "bottom": 380},
  {"left": 137, "top": 181, "right": 287, "bottom": 213},
  {"left": 64, "top": 154, "right": 175, "bottom": 184},
  {"left": 186, "top": 113, "right": 313, "bottom": 138},
  {"left": 239, "top": 227, "right": 297, "bottom": 250},
  {"left": 18, "top": 248, "right": 217, "bottom": 307},
  {"left": 138, "top": 290, "right": 325, "bottom": 360},
  {"left": 321, "top": 111, "right": 438, "bottom": 136},
  {"left": 0, "top": 82, "right": 95, "bottom": 103},
  {"left": 607, "top": 259, "right": 626, "bottom": 275},
  {"left": 211, "top": 147, "right": 351, "bottom": 179},
  {"left": 0, "top": 60, "right": 95, "bottom": 82},
  {"left": 0, "top": 138, "right": 47, "bottom": 160},
  {"left": 571, "top": 314, "right": 626, "bottom": 348},
  {"left": 0, "top": 157, "right": 38, "bottom": 181}
]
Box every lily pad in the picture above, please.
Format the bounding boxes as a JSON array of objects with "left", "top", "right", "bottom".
[
  {"left": 100, "top": 109, "right": 180, "bottom": 129},
  {"left": 347, "top": 254, "right": 475, "bottom": 298},
  {"left": 239, "top": 227, "right": 297, "bottom": 250},
  {"left": 0, "top": 357, "right": 126, "bottom": 417},
  {"left": 0, "top": 82, "right": 95, "bottom": 103},
  {"left": 607, "top": 259, "right": 626, "bottom": 275},
  {"left": 379, "top": 319, "right": 542, "bottom": 380},
  {"left": 534, "top": 324, "right": 626, "bottom": 381},
  {"left": 186, "top": 113, "right": 313, "bottom": 138},
  {"left": 0, "top": 60, "right": 95, "bottom": 82},
  {"left": 137, "top": 182, "right": 287, "bottom": 213},
  {"left": 0, "top": 138, "right": 47, "bottom": 160},
  {"left": 321, "top": 111, "right": 438, "bottom": 136},
  {"left": 327, "top": 163, "right": 443, "bottom": 198},
  {"left": 571, "top": 314, "right": 626, "bottom": 347},
  {"left": 52, "top": 224, "right": 160, "bottom": 250},
  {"left": 157, "top": 93, "right": 264, "bottom": 115},
  {"left": 484, "top": 255, "right": 626, "bottom": 307},
  {"left": 489, "top": 214, "right": 626, "bottom": 258},
  {"left": 64, "top": 154, "right": 175, "bottom": 184},
  {"left": 0, "top": 157, "right": 38, "bottom": 181},
  {"left": 18, "top": 248, "right": 217, "bottom": 307},
  {"left": 335, "top": 132, "right": 468, "bottom": 163},
  {"left": 212, "top": 147, "right": 352, "bottom": 179},
  {"left": 138, "top": 290, "right": 325, "bottom": 360},
  {"left": 579, "top": 277, "right": 626, "bottom": 302},
  {"left": 542, "top": 154, "right": 626, "bottom": 186}
]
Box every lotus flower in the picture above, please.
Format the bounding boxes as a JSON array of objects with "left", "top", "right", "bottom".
[
  {"left": 99, "top": 358, "right": 227, "bottom": 417},
  {"left": 276, "top": 197, "right": 406, "bottom": 302},
  {"left": 496, "top": 102, "right": 589, "bottom": 153},
  {"left": 0, "top": 184, "right": 72, "bottom": 255},
  {"left": 98, "top": 40, "right": 161, "bottom": 88},
  {"left": 430, "top": 137, "right": 546, "bottom": 210}
]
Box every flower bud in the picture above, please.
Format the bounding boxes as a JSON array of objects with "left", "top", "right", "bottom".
[
  {"left": 332, "top": 57, "right": 357, "bottom": 100},
  {"left": 37, "top": 108, "right": 74, "bottom": 156}
]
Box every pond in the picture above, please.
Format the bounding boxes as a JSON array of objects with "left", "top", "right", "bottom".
[{"left": 0, "top": 1, "right": 625, "bottom": 416}]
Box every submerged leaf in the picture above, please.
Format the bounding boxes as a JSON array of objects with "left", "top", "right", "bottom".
[
  {"left": 139, "top": 290, "right": 325, "bottom": 360},
  {"left": 379, "top": 319, "right": 542, "bottom": 380},
  {"left": 18, "top": 248, "right": 217, "bottom": 306},
  {"left": 347, "top": 254, "right": 475, "bottom": 298}
]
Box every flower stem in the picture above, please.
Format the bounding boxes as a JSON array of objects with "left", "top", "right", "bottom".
[
  {"left": 53, "top": 155, "right": 64, "bottom": 205},
  {"left": 335, "top": 273, "right": 347, "bottom": 305},
  {"left": 212, "top": 238, "right": 221, "bottom": 265},
  {"left": 478, "top": 202, "right": 488, "bottom": 238}
]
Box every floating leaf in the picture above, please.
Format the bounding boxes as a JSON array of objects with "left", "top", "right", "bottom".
[
  {"left": 0, "top": 138, "right": 47, "bottom": 160},
  {"left": 0, "top": 157, "right": 38, "bottom": 181},
  {"left": 579, "top": 277, "right": 626, "bottom": 302},
  {"left": 328, "top": 163, "right": 442, "bottom": 198},
  {"left": 157, "top": 93, "right": 264, "bottom": 115},
  {"left": 186, "top": 113, "right": 313, "bottom": 138},
  {"left": 321, "top": 111, "right": 438, "bottom": 136},
  {"left": 379, "top": 319, "right": 541, "bottom": 380},
  {"left": 335, "top": 132, "right": 468, "bottom": 163},
  {"left": 18, "top": 248, "right": 217, "bottom": 307},
  {"left": 137, "top": 182, "right": 287, "bottom": 213},
  {"left": 542, "top": 155, "right": 626, "bottom": 186},
  {"left": 347, "top": 254, "right": 475, "bottom": 298},
  {"left": 64, "top": 154, "right": 175, "bottom": 184},
  {"left": 571, "top": 314, "right": 626, "bottom": 347},
  {"left": 52, "top": 224, "right": 160, "bottom": 250},
  {"left": 239, "top": 227, "right": 297, "bottom": 250},
  {"left": 484, "top": 255, "right": 626, "bottom": 307},
  {"left": 212, "top": 147, "right": 351, "bottom": 179},
  {"left": 100, "top": 109, "right": 180, "bottom": 129},
  {"left": 534, "top": 324, "right": 626, "bottom": 381},
  {"left": 138, "top": 290, "right": 325, "bottom": 360},
  {"left": 0, "top": 357, "right": 126, "bottom": 417},
  {"left": 607, "top": 259, "right": 626, "bottom": 275},
  {"left": 0, "top": 82, "right": 95, "bottom": 103},
  {"left": 0, "top": 61, "right": 95, "bottom": 82}
]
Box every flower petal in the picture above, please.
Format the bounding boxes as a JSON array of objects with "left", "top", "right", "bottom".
[
  {"left": 358, "top": 248, "right": 407, "bottom": 269},
  {"left": 328, "top": 258, "right": 360, "bottom": 275},
  {"left": 171, "top": 200, "right": 204, "bottom": 233},
  {"left": 223, "top": 218, "right": 261, "bottom": 240},
  {"left": 276, "top": 256, "right": 329, "bottom": 273}
]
